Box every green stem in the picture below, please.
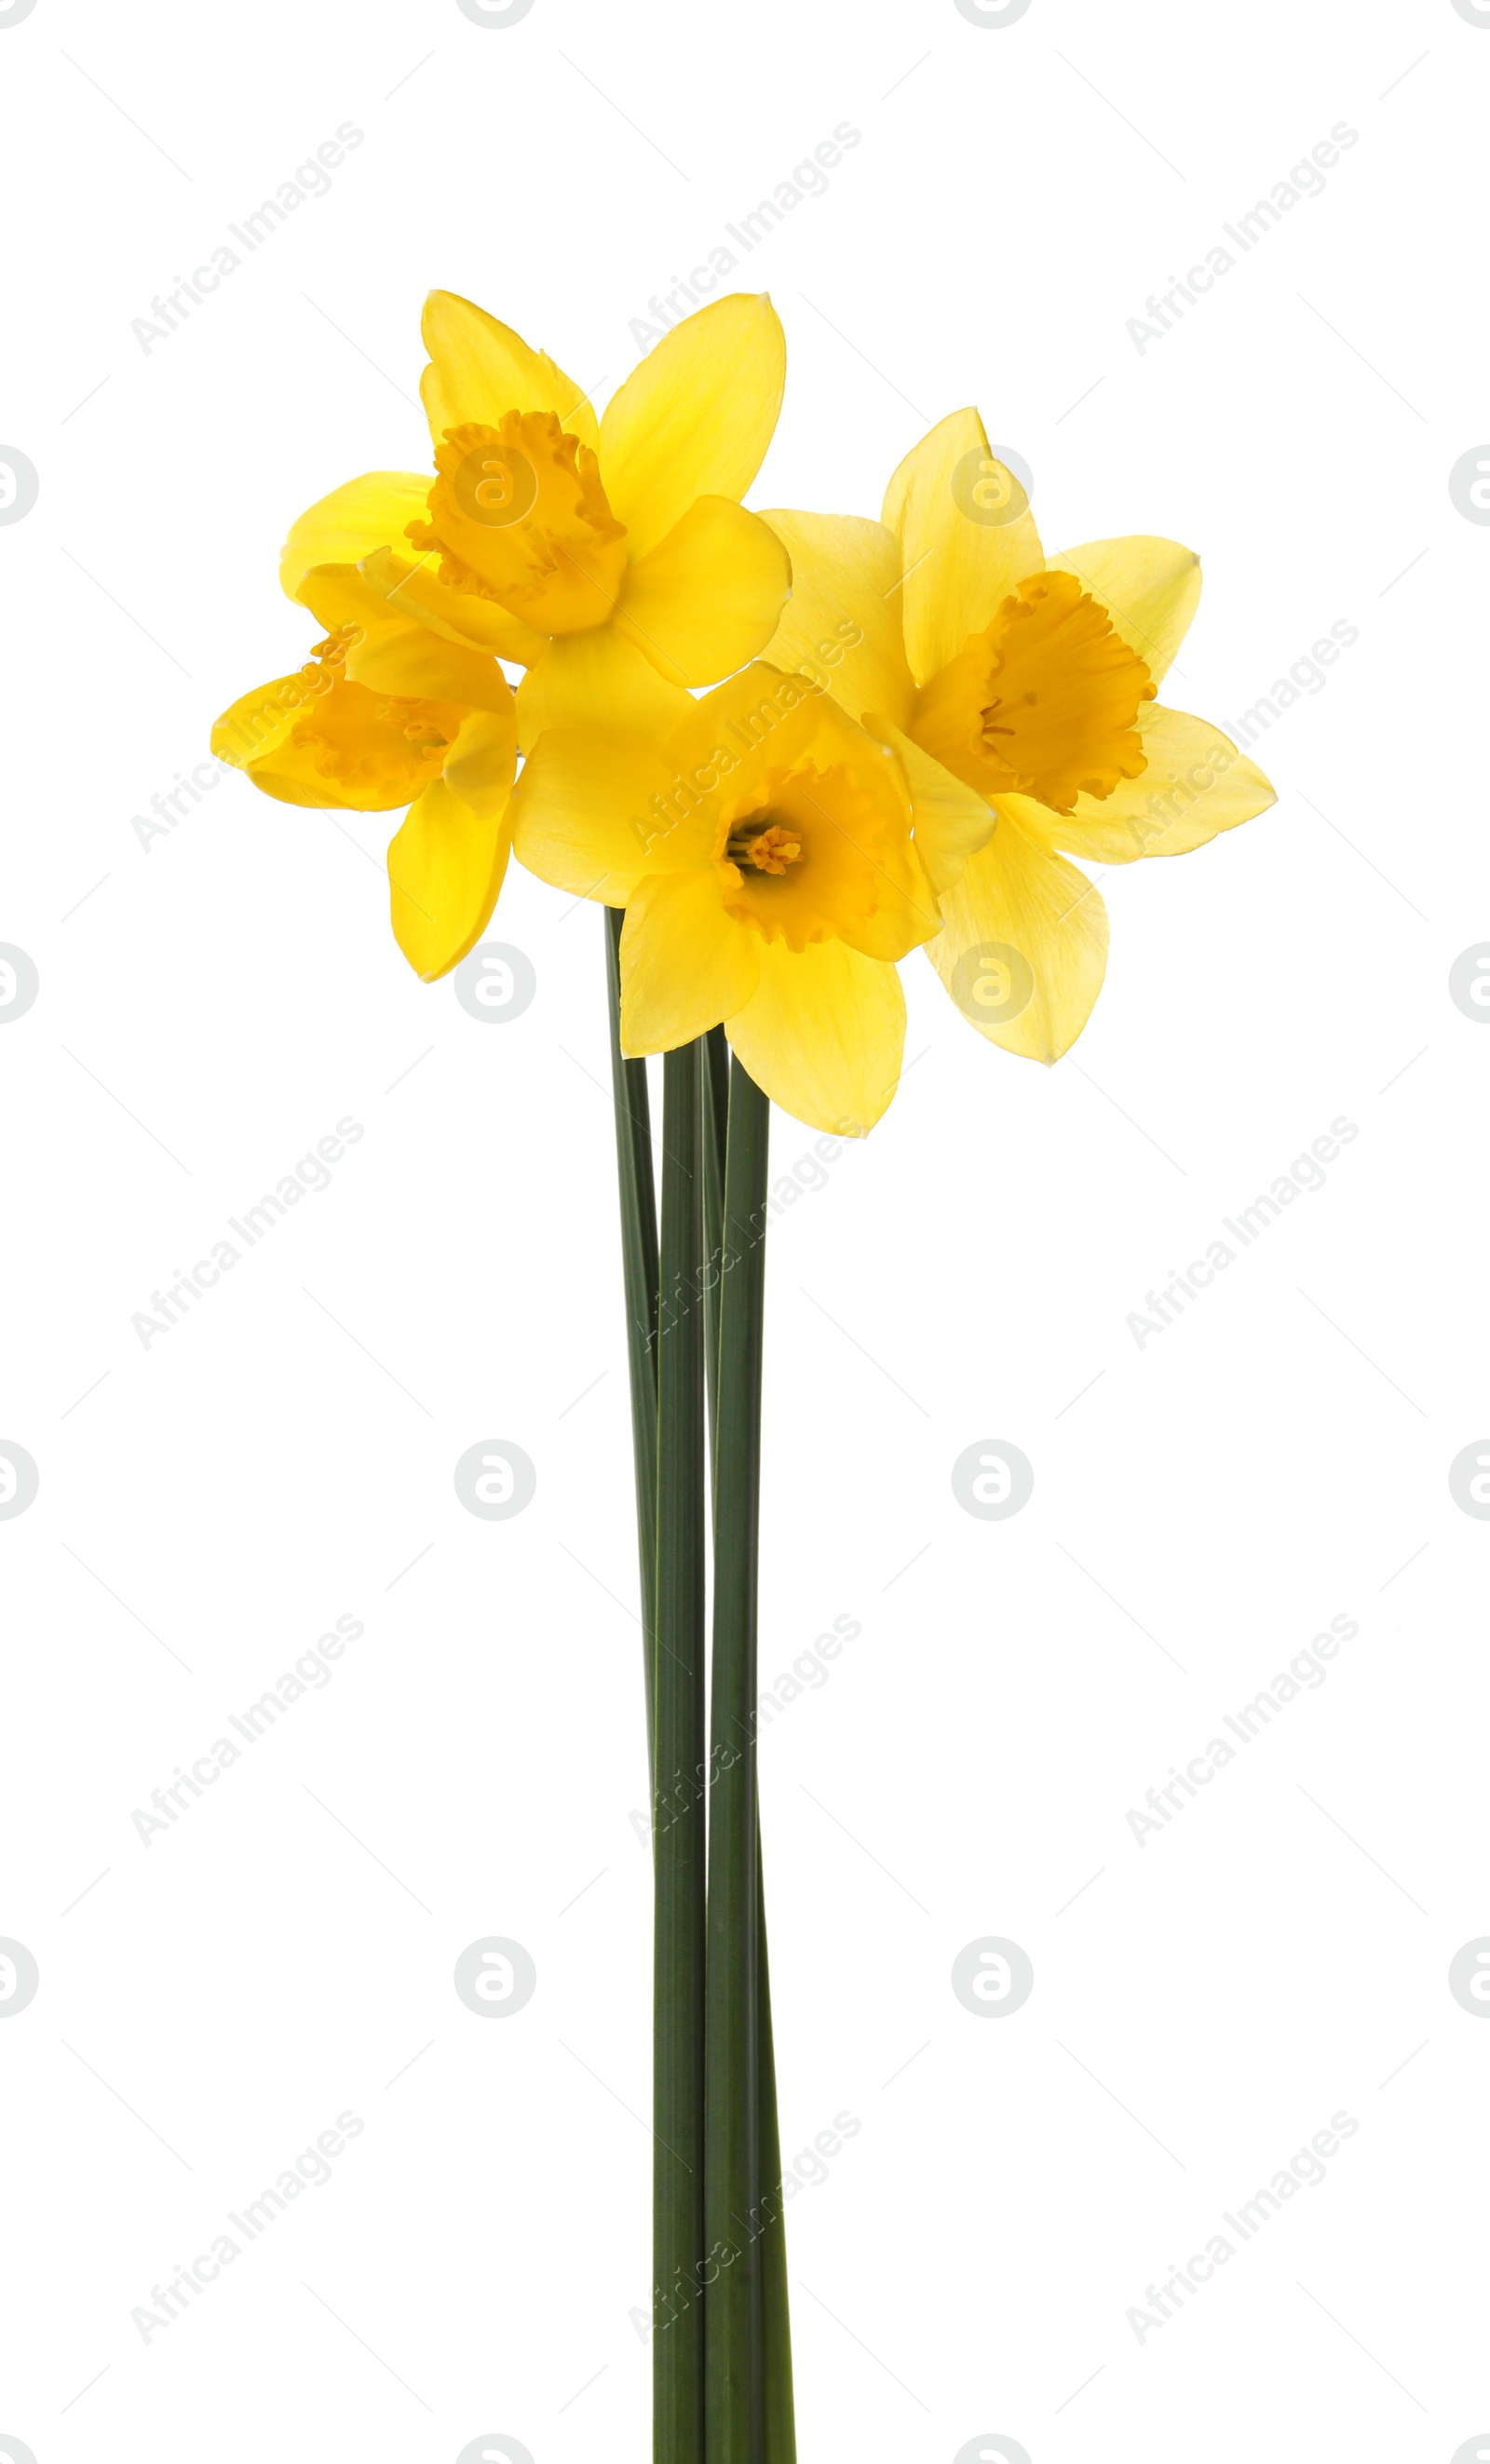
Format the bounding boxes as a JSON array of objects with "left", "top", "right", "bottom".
[
  {"left": 701, "top": 1035, "right": 794, "bottom": 2464},
  {"left": 654, "top": 1042, "right": 708, "bottom": 2463},
  {"left": 756, "top": 1871, "right": 795, "bottom": 2464},
  {"left": 604, "top": 906, "right": 660, "bottom": 1780},
  {"left": 700, "top": 1025, "right": 731, "bottom": 1469},
  {"left": 705, "top": 1058, "right": 770, "bottom": 2464}
]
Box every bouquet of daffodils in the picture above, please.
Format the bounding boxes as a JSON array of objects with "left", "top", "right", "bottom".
[{"left": 214, "top": 288, "right": 1272, "bottom": 2462}]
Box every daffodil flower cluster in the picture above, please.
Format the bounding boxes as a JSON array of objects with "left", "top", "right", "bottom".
[{"left": 214, "top": 291, "right": 1274, "bottom": 1133}]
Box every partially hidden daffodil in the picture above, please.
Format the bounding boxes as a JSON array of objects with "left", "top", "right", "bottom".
[
  {"left": 754, "top": 408, "right": 1276, "bottom": 1063},
  {"left": 508, "top": 660, "right": 993, "bottom": 1135},
  {"left": 210, "top": 562, "right": 518, "bottom": 981},
  {"left": 276, "top": 289, "right": 792, "bottom": 753}
]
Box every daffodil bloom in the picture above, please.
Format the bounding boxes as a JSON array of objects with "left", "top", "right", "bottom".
[
  {"left": 210, "top": 562, "right": 517, "bottom": 981},
  {"left": 509, "top": 662, "right": 994, "bottom": 1134},
  {"left": 277, "top": 289, "right": 792, "bottom": 752},
  {"left": 756, "top": 408, "right": 1275, "bottom": 1063}
]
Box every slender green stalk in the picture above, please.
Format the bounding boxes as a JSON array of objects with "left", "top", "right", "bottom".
[
  {"left": 604, "top": 906, "right": 660, "bottom": 1775},
  {"left": 756, "top": 1871, "right": 795, "bottom": 2464},
  {"left": 701, "top": 1033, "right": 794, "bottom": 2464},
  {"left": 655, "top": 1043, "right": 708, "bottom": 2462},
  {"left": 605, "top": 941, "right": 793, "bottom": 2458},
  {"left": 705, "top": 1058, "right": 771, "bottom": 2464},
  {"left": 700, "top": 1024, "right": 731, "bottom": 1465}
]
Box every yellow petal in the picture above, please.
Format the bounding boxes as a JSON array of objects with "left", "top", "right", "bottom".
[
  {"left": 880, "top": 409, "right": 1044, "bottom": 688},
  {"left": 599, "top": 293, "right": 786, "bottom": 561},
  {"left": 420, "top": 290, "right": 599, "bottom": 454},
  {"left": 725, "top": 938, "right": 906, "bottom": 1137},
  {"left": 756, "top": 511, "right": 915, "bottom": 730},
  {"left": 387, "top": 774, "right": 512, "bottom": 981},
  {"left": 1043, "top": 536, "right": 1200, "bottom": 688},
  {"left": 863, "top": 715, "right": 995, "bottom": 895},
  {"left": 515, "top": 628, "right": 693, "bottom": 754},
  {"left": 351, "top": 625, "right": 512, "bottom": 713},
  {"left": 210, "top": 670, "right": 372, "bottom": 809},
  {"left": 614, "top": 496, "right": 791, "bottom": 686},
  {"left": 509, "top": 727, "right": 677, "bottom": 902},
  {"left": 359, "top": 545, "right": 549, "bottom": 668},
  {"left": 619, "top": 870, "right": 760, "bottom": 1053},
  {"left": 928, "top": 809, "right": 1108, "bottom": 1063},
  {"left": 279, "top": 473, "right": 432, "bottom": 601},
  {"left": 296, "top": 563, "right": 515, "bottom": 713},
  {"left": 211, "top": 673, "right": 303, "bottom": 777},
  {"left": 1015, "top": 705, "right": 1276, "bottom": 865},
  {"left": 443, "top": 706, "right": 519, "bottom": 818}
]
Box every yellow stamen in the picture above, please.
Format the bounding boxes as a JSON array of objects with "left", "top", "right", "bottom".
[{"left": 728, "top": 821, "right": 803, "bottom": 875}]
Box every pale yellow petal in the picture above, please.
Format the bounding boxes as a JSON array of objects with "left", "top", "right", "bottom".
[
  {"left": 420, "top": 290, "right": 599, "bottom": 452},
  {"left": 1043, "top": 536, "right": 1200, "bottom": 687},
  {"left": 619, "top": 870, "right": 760, "bottom": 1054},
  {"left": 443, "top": 706, "right": 519, "bottom": 817},
  {"left": 515, "top": 629, "right": 693, "bottom": 754},
  {"left": 387, "top": 775, "right": 512, "bottom": 982},
  {"left": 656, "top": 663, "right": 877, "bottom": 817},
  {"left": 599, "top": 293, "right": 786, "bottom": 561},
  {"left": 880, "top": 409, "right": 1044, "bottom": 687},
  {"left": 928, "top": 808, "right": 1107, "bottom": 1063},
  {"left": 863, "top": 715, "right": 995, "bottom": 895},
  {"left": 211, "top": 674, "right": 303, "bottom": 777},
  {"left": 756, "top": 511, "right": 915, "bottom": 730},
  {"left": 296, "top": 563, "right": 515, "bottom": 712},
  {"left": 508, "top": 728, "right": 680, "bottom": 903},
  {"left": 350, "top": 625, "right": 512, "bottom": 713},
  {"left": 279, "top": 473, "right": 432, "bottom": 601},
  {"left": 725, "top": 938, "right": 906, "bottom": 1138},
  {"left": 210, "top": 670, "right": 372, "bottom": 809},
  {"left": 1015, "top": 705, "right": 1276, "bottom": 865},
  {"left": 359, "top": 545, "right": 549, "bottom": 668},
  {"left": 613, "top": 497, "right": 791, "bottom": 686}
]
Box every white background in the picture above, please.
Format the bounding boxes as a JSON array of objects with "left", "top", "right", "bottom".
[{"left": 2, "top": 0, "right": 1487, "bottom": 2457}]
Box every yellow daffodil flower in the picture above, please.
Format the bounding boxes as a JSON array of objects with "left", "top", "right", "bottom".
[
  {"left": 277, "top": 289, "right": 792, "bottom": 751},
  {"left": 755, "top": 407, "right": 1276, "bottom": 1063},
  {"left": 508, "top": 662, "right": 993, "bottom": 1134},
  {"left": 210, "top": 562, "right": 517, "bottom": 981}
]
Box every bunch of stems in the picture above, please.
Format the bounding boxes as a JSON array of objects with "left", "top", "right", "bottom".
[{"left": 603, "top": 910, "right": 795, "bottom": 2464}]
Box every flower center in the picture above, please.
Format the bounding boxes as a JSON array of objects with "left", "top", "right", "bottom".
[
  {"left": 715, "top": 763, "right": 905, "bottom": 954},
  {"left": 728, "top": 821, "right": 803, "bottom": 875},
  {"left": 408, "top": 411, "right": 629, "bottom": 637},
  {"left": 289, "top": 630, "right": 462, "bottom": 807},
  {"left": 909, "top": 568, "right": 1154, "bottom": 813}
]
